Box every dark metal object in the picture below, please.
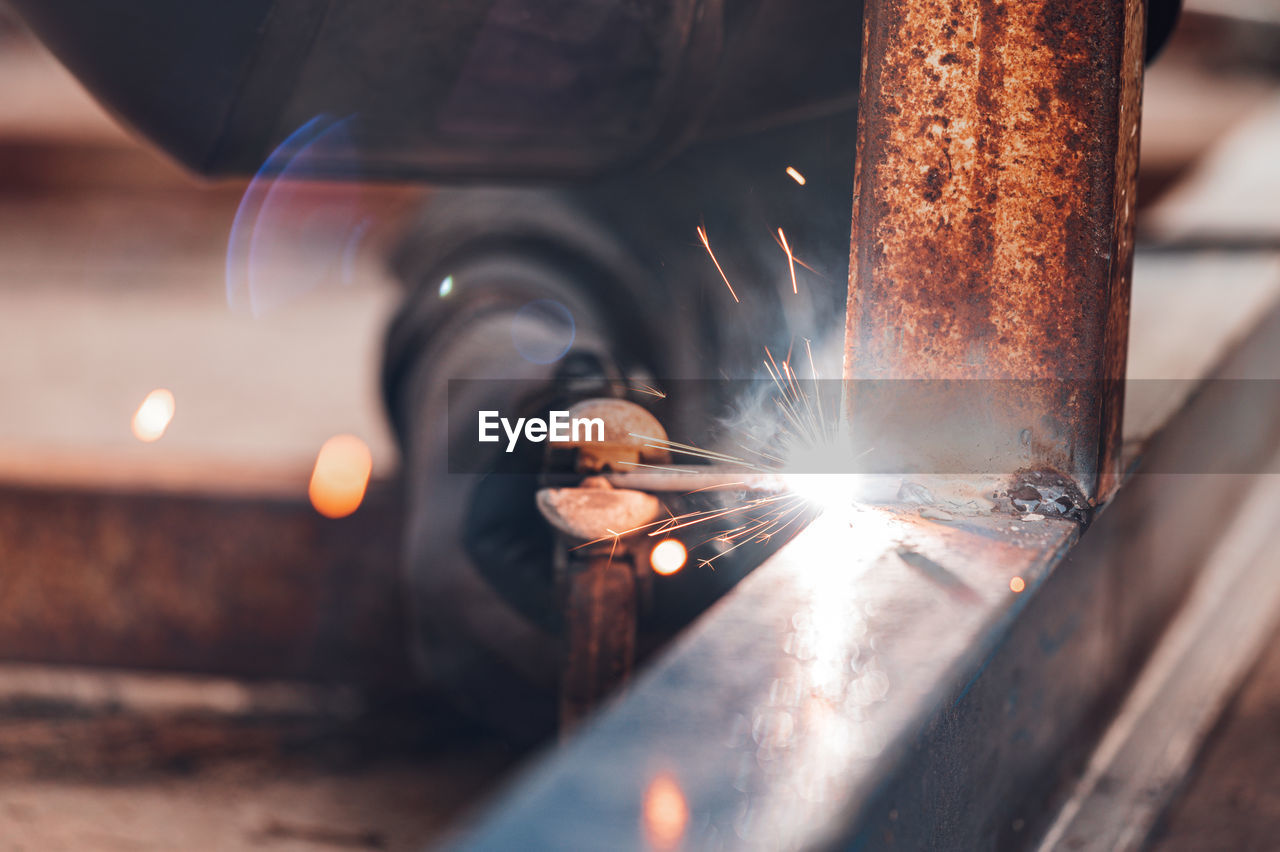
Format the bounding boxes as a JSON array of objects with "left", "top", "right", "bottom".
[
  {"left": 8, "top": 0, "right": 1183, "bottom": 181},
  {"left": 6, "top": 0, "right": 865, "bottom": 180},
  {"left": 845, "top": 0, "right": 1147, "bottom": 502},
  {"left": 1145, "top": 0, "right": 1183, "bottom": 63}
]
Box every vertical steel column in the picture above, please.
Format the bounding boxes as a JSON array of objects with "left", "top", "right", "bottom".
[{"left": 845, "top": 0, "right": 1145, "bottom": 501}]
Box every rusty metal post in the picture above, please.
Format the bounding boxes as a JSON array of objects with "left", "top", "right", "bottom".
[{"left": 845, "top": 0, "right": 1145, "bottom": 502}]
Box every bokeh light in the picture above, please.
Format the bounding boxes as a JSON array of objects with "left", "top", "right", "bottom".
[
  {"left": 131, "top": 389, "right": 176, "bottom": 442},
  {"left": 510, "top": 299, "right": 575, "bottom": 364},
  {"left": 226, "top": 115, "right": 367, "bottom": 317},
  {"left": 642, "top": 773, "right": 689, "bottom": 850},
  {"left": 650, "top": 539, "right": 688, "bottom": 576},
  {"left": 309, "top": 434, "right": 373, "bottom": 519}
]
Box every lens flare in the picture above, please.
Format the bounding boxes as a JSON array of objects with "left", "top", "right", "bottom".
[
  {"left": 511, "top": 299, "right": 576, "bottom": 364},
  {"left": 131, "top": 389, "right": 176, "bottom": 442},
  {"left": 226, "top": 114, "right": 366, "bottom": 317},
  {"left": 309, "top": 434, "right": 372, "bottom": 519},
  {"left": 650, "top": 539, "right": 688, "bottom": 576}
]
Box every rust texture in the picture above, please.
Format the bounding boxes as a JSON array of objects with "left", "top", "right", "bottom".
[
  {"left": 559, "top": 546, "right": 638, "bottom": 730},
  {"left": 0, "top": 483, "right": 409, "bottom": 684},
  {"left": 845, "top": 0, "right": 1145, "bottom": 500}
]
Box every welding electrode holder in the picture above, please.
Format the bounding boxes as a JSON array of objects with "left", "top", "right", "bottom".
[{"left": 536, "top": 398, "right": 673, "bottom": 729}]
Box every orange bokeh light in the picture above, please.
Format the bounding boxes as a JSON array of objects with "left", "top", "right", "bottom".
[
  {"left": 1010, "top": 576, "right": 1026, "bottom": 593},
  {"left": 642, "top": 773, "right": 689, "bottom": 851},
  {"left": 309, "top": 434, "right": 372, "bottom": 519},
  {"left": 650, "top": 539, "right": 688, "bottom": 576},
  {"left": 131, "top": 388, "right": 176, "bottom": 442}
]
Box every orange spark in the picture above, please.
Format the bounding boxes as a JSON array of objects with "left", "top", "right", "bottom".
[
  {"left": 631, "top": 383, "right": 667, "bottom": 399},
  {"left": 309, "top": 434, "right": 372, "bottom": 519},
  {"left": 778, "top": 227, "right": 798, "bottom": 294},
  {"left": 1010, "top": 576, "right": 1026, "bottom": 593},
  {"left": 642, "top": 773, "right": 689, "bottom": 850},
  {"left": 696, "top": 225, "right": 739, "bottom": 303},
  {"left": 770, "top": 228, "right": 823, "bottom": 279},
  {"left": 131, "top": 389, "right": 176, "bottom": 442},
  {"left": 786, "top": 166, "right": 807, "bottom": 185}
]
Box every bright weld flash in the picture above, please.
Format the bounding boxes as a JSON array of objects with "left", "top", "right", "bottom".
[
  {"left": 782, "top": 472, "right": 855, "bottom": 512},
  {"left": 132, "top": 389, "right": 176, "bottom": 442},
  {"left": 309, "top": 434, "right": 372, "bottom": 519},
  {"left": 786, "top": 166, "right": 807, "bottom": 185},
  {"left": 780, "top": 438, "right": 863, "bottom": 512},
  {"left": 650, "top": 539, "right": 688, "bottom": 576}
]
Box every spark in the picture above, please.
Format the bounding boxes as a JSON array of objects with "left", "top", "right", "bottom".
[
  {"left": 570, "top": 489, "right": 811, "bottom": 571},
  {"left": 584, "top": 340, "right": 857, "bottom": 567},
  {"left": 630, "top": 382, "right": 667, "bottom": 399},
  {"left": 696, "top": 225, "right": 739, "bottom": 303},
  {"left": 785, "top": 166, "right": 807, "bottom": 185},
  {"left": 625, "top": 434, "right": 758, "bottom": 468},
  {"left": 569, "top": 333, "right": 858, "bottom": 571},
  {"left": 770, "top": 229, "right": 824, "bottom": 278},
  {"left": 684, "top": 480, "right": 748, "bottom": 495},
  {"left": 777, "top": 227, "right": 798, "bottom": 294}
]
